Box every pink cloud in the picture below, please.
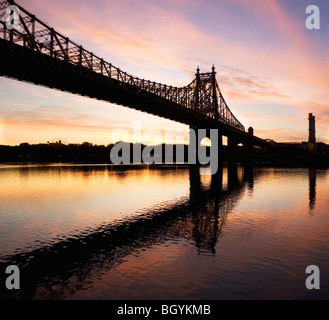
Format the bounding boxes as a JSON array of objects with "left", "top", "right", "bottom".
[
  {"left": 4, "top": 102, "right": 37, "bottom": 108},
  {"left": 7, "top": 0, "right": 329, "bottom": 144},
  {"left": 255, "top": 127, "right": 308, "bottom": 142},
  {"left": 18, "top": 0, "right": 329, "bottom": 91},
  {"left": 241, "top": 113, "right": 304, "bottom": 125}
]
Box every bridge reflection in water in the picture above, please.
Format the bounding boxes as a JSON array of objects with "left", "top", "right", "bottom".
[{"left": 0, "top": 163, "right": 257, "bottom": 300}]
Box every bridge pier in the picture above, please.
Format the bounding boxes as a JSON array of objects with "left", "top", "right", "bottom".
[
  {"left": 227, "top": 136, "right": 239, "bottom": 155},
  {"left": 189, "top": 162, "right": 224, "bottom": 203},
  {"left": 189, "top": 164, "right": 202, "bottom": 202},
  {"left": 189, "top": 126, "right": 223, "bottom": 167},
  {"left": 226, "top": 127, "right": 254, "bottom": 158},
  {"left": 244, "top": 127, "right": 254, "bottom": 154}
]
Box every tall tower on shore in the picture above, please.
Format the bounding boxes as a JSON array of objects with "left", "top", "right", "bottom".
[
  {"left": 309, "top": 113, "right": 316, "bottom": 144},
  {"left": 308, "top": 113, "right": 316, "bottom": 154}
]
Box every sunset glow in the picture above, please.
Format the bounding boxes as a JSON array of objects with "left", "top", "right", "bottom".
[{"left": 0, "top": 0, "right": 328, "bottom": 145}]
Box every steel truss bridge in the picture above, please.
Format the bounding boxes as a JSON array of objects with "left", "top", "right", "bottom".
[{"left": 0, "top": 0, "right": 271, "bottom": 150}]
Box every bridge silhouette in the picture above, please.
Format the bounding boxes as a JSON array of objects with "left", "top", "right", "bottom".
[{"left": 0, "top": 0, "right": 271, "bottom": 153}]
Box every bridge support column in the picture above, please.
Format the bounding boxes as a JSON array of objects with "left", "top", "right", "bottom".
[
  {"left": 227, "top": 136, "right": 239, "bottom": 155},
  {"left": 189, "top": 164, "right": 202, "bottom": 202},
  {"left": 245, "top": 127, "right": 254, "bottom": 154},
  {"left": 189, "top": 127, "right": 223, "bottom": 168},
  {"left": 218, "top": 133, "right": 223, "bottom": 153}
]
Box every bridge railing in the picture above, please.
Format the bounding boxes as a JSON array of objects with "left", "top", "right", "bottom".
[{"left": 0, "top": 0, "right": 245, "bottom": 132}]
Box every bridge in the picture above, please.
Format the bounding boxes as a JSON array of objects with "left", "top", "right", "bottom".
[{"left": 0, "top": 0, "right": 271, "bottom": 154}]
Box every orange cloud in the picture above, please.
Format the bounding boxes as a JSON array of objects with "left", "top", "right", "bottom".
[
  {"left": 7, "top": 0, "right": 329, "bottom": 145},
  {"left": 255, "top": 127, "right": 307, "bottom": 142},
  {"left": 3, "top": 102, "right": 37, "bottom": 108}
]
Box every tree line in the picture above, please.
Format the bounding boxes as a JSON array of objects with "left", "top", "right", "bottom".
[{"left": 0, "top": 141, "right": 190, "bottom": 163}]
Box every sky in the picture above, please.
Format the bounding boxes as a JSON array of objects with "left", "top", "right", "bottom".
[{"left": 0, "top": 0, "right": 329, "bottom": 146}]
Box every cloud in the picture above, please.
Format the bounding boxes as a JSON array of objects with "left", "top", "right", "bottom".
[
  {"left": 255, "top": 127, "right": 307, "bottom": 142},
  {"left": 7, "top": 0, "right": 329, "bottom": 144},
  {"left": 241, "top": 113, "right": 304, "bottom": 125},
  {"left": 218, "top": 66, "right": 291, "bottom": 103},
  {"left": 304, "top": 102, "right": 329, "bottom": 128},
  {"left": 3, "top": 102, "right": 37, "bottom": 108},
  {"left": 3, "top": 80, "right": 49, "bottom": 98},
  {"left": 19, "top": 0, "right": 329, "bottom": 90}
]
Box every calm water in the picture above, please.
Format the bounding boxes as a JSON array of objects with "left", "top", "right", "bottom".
[{"left": 0, "top": 163, "right": 328, "bottom": 300}]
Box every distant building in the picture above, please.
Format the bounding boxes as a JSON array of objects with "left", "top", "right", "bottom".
[
  {"left": 271, "top": 113, "right": 329, "bottom": 156},
  {"left": 308, "top": 113, "right": 317, "bottom": 155},
  {"left": 308, "top": 113, "right": 316, "bottom": 144}
]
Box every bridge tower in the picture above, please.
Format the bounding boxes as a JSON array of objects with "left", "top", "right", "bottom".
[
  {"left": 189, "top": 66, "right": 223, "bottom": 168},
  {"left": 211, "top": 65, "right": 219, "bottom": 121}
]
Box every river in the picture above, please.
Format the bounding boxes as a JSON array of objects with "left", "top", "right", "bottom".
[{"left": 0, "top": 163, "right": 328, "bottom": 300}]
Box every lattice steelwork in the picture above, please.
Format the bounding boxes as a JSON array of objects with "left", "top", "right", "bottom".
[{"left": 0, "top": 1, "right": 245, "bottom": 132}]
